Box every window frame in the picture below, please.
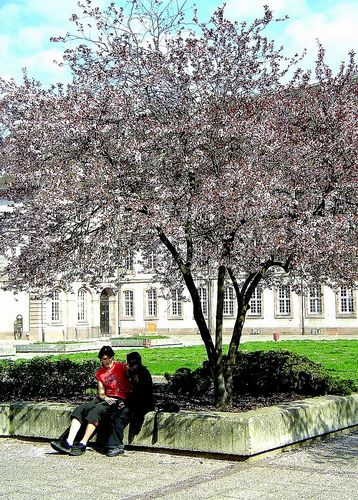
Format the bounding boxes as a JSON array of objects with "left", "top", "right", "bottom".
[
  {"left": 77, "top": 288, "right": 87, "bottom": 322},
  {"left": 125, "top": 251, "right": 134, "bottom": 273},
  {"left": 197, "top": 286, "right": 208, "bottom": 317},
  {"left": 247, "top": 287, "right": 263, "bottom": 318},
  {"left": 275, "top": 285, "right": 292, "bottom": 318},
  {"left": 51, "top": 289, "right": 61, "bottom": 323},
  {"left": 146, "top": 250, "right": 156, "bottom": 273},
  {"left": 123, "top": 289, "right": 135, "bottom": 319},
  {"left": 145, "top": 288, "right": 158, "bottom": 319},
  {"left": 169, "top": 289, "right": 183, "bottom": 319},
  {"left": 336, "top": 287, "right": 356, "bottom": 318},
  {"left": 306, "top": 284, "right": 324, "bottom": 318},
  {"left": 223, "top": 285, "right": 234, "bottom": 317}
]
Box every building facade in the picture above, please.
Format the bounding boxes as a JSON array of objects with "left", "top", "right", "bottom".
[{"left": 0, "top": 257, "right": 357, "bottom": 341}]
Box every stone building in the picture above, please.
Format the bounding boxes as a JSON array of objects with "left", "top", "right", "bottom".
[
  {"left": 0, "top": 254, "right": 356, "bottom": 341},
  {"left": 1, "top": 188, "right": 357, "bottom": 341}
]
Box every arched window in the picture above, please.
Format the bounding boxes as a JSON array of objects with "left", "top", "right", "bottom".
[
  {"left": 51, "top": 289, "right": 61, "bottom": 322},
  {"left": 77, "top": 288, "right": 87, "bottom": 321}
]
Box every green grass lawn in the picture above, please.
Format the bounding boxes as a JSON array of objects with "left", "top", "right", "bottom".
[
  {"left": 53, "top": 339, "right": 357, "bottom": 384},
  {"left": 239, "top": 340, "right": 358, "bottom": 383}
]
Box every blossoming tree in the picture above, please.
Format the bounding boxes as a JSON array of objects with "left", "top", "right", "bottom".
[{"left": 0, "top": 0, "right": 357, "bottom": 407}]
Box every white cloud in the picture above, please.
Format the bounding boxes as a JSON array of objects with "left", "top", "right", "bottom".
[
  {"left": 0, "top": 0, "right": 116, "bottom": 85},
  {"left": 0, "top": 35, "right": 11, "bottom": 57},
  {"left": 26, "top": 0, "right": 110, "bottom": 23},
  {"left": 223, "top": 0, "right": 357, "bottom": 72},
  {"left": 21, "top": 48, "right": 70, "bottom": 80},
  {"left": 224, "top": 0, "right": 309, "bottom": 21},
  {"left": 26, "top": 0, "right": 86, "bottom": 22},
  {"left": 16, "top": 25, "right": 60, "bottom": 51},
  {"left": 0, "top": 0, "right": 356, "bottom": 85},
  {"left": 281, "top": 2, "right": 358, "bottom": 70},
  {"left": 0, "top": 46, "right": 69, "bottom": 84}
]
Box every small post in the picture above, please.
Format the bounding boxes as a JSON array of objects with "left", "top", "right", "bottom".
[{"left": 273, "top": 329, "right": 280, "bottom": 341}]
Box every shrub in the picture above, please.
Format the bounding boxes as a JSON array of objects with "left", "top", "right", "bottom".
[
  {"left": 0, "top": 349, "right": 354, "bottom": 403},
  {"left": 0, "top": 358, "right": 98, "bottom": 401},
  {"left": 166, "top": 350, "right": 355, "bottom": 397},
  {"left": 0, "top": 360, "right": 15, "bottom": 397},
  {"left": 165, "top": 363, "right": 212, "bottom": 395},
  {"left": 231, "top": 350, "right": 354, "bottom": 396}
]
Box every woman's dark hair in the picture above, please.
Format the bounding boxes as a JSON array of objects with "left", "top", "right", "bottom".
[
  {"left": 98, "top": 345, "right": 115, "bottom": 359},
  {"left": 127, "top": 351, "right": 142, "bottom": 366}
]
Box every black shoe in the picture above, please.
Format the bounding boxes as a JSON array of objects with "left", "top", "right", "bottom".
[
  {"left": 70, "top": 443, "right": 87, "bottom": 456},
  {"left": 106, "top": 447, "right": 124, "bottom": 457},
  {"left": 50, "top": 439, "right": 72, "bottom": 454}
]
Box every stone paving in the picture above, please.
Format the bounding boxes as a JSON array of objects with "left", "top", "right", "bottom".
[{"left": 0, "top": 430, "right": 357, "bottom": 499}]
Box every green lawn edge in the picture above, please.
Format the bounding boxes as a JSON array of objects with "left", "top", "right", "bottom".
[{"left": 6, "top": 339, "right": 356, "bottom": 385}]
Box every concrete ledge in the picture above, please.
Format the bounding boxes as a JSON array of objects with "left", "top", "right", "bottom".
[
  {"left": 15, "top": 338, "right": 182, "bottom": 354},
  {"left": 0, "top": 345, "right": 16, "bottom": 356},
  {"left": 137, "top": 338, "right": 182, "bottom": 347},
  {"left": 112, "top": 338, "right": 182, "bottom": 347},
  {"left": 1, "top": 394, "right": 357, "bottom": 456},
  {"left": 16, "top": 342, "right": 103, "bottom": 353}
]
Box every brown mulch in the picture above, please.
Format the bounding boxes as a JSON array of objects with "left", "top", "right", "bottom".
[{"left": 2, "top": 385, "right": 309, "bottom": 411}]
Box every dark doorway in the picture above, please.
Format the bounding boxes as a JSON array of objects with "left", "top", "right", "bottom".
[{"left": 100, "top": 289, "right": 110, "bottom": 335}]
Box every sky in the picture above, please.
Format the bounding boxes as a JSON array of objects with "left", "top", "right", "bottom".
[{"left": 0, "top": 0, "right": 357, "bottom": 87}]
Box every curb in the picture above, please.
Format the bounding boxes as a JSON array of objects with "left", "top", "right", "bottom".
[
  {"left": 1, "top": 394, "right": 357, "bottom": 457},
  {"left": 13, "top": 338, "right": 182, "bottom": 354}
]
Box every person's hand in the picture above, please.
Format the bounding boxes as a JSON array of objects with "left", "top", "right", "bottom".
[{"left": 105, "top": 397, "right": 117, "bottom": 405}]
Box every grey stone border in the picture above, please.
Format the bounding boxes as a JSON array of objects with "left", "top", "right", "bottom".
[
  {"left": 0, "top": 394, "right": 357, "bottom": 457},
  {"left": 14, "top": 338, "right": 182, "bottom": 353}
]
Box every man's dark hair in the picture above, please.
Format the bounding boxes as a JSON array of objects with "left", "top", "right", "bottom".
[{"left": 98, "top": 345, "right": 115, "bottom": 359}]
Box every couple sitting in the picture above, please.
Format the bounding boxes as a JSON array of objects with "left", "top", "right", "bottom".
[{"left": 50, "top": 346, "right": 154, "bottom": 457}]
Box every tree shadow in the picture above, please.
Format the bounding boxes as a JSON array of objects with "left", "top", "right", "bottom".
[
  {"left": 275, "top": 395, "right": 357, "bottom": 451},
  {"left": 307, "top": 429, "right": 358, "bottom": 466}
]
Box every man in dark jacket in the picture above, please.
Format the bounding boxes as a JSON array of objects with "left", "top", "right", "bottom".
[{"left": 106, "top": 351, "right": 154, "bottom": 457}]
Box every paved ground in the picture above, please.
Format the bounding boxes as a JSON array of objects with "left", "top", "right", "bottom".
[{"left": 0, "top": 430, "right": 357, "bottom": 499}]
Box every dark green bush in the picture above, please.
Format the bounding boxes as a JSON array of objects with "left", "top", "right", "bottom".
[
  {"left": 1, "top": 349, "right": 354, "bottom": 402},
  {"left": 0, "top": 360, "right": 14, "bottom": 396},
  {"left": 165, "top": 363, "right": 212, "bottom": 395},
  {"left": 231, "top": 350, "right": 354, "bottom": 396},
  {"left": 0, "top": 357, "right": 98, "bottom": 401},
  {"left": 165, "top": 350, "right": 355, "bottom": 397}
]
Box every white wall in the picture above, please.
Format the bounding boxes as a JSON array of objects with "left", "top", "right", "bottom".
[
  {"left": 0, "top": 286, "right": 29, "bottom": 339},
  {"left": 0, "top": 258, "right": 357, "bottom": 341}
]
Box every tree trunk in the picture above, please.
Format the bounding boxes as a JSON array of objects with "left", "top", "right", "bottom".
[
  {"left": 213, "top": 361, "right": 231, "bottom": 408},
  {"left": 181, "top": 267, "right": 232, "bottom": 408},
  {"left": 212, "top": 265, "right": 231, "bottom": 407}
]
